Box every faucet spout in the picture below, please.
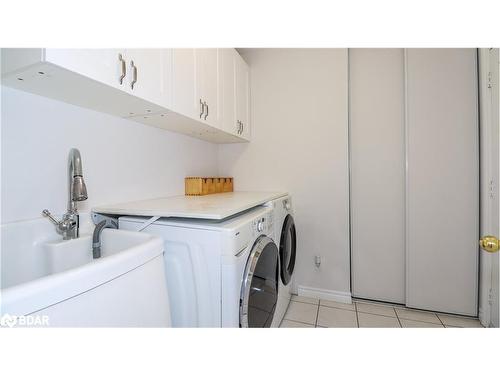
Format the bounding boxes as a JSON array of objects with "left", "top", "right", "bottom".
[
  {"left": 43, "top": 148, "right": 89, "bottom": 240},
  {"left": 68, "top": 148, "right": 88, "bottom": 212}
]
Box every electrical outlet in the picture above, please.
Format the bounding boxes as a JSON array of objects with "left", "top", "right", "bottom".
[{"left": 314, "top": 255, "right": 321, "bottom": 268}]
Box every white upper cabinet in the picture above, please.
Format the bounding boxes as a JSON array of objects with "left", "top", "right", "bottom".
[
  {"left": 219, "top": 49, "right": 237, "bottom": 135},
  {"left": 1, "top": 48, "right": 250, "bottom": 143},
  {"left": 235, "top": 52, "right": 250, "bottom": 140},
  {"left": 46, "top": 49, "right": 168, "bottom": 107},
  {"left": 219, "top": 49, "right": 251, "bottom": 139},
  {"left": 123, "top": 49, "right": 171, "bottom": 108},
  {"left": 171, "top": 49, "right": 197, "bottom": 119},
  {"left": 195, "top": 49, "right": 219, "bottom": 127},
  {"left": 171, "top": 49, "right": 221, "bottom": 128},
  {"left": 44, "top": 49, "right": 125, "bottom": 90}
]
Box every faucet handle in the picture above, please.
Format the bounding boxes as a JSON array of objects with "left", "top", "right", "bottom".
[
  {"left": 43, "top": 209, "right": 78, "bottom": 240},
  {"left": 42, "top": 209, "right": 61, "bottom": 225}
]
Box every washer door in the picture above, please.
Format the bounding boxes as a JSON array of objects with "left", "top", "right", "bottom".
[
  {"left": 280, "top": 214, "right": 296, "bottom": 286},
  {"left": 240, "top": 236, "right": 279, "bottom": 328}
]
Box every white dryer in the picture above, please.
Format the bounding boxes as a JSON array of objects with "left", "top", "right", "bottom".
[
  {"left": 269, "top": 195, "right": 297, "bottom": 327},
  {"left": 119, "top": 206, "right": 279, "bottom": 327}
]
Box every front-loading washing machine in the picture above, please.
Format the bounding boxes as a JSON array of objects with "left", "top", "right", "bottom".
[
  {"left": 119, "top": 206, "right": 279, "bottom": 327},
  {"left": 269, "top": 195, "right": 297, "bottom": 327}
]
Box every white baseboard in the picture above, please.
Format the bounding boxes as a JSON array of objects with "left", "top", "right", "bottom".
[{"left": 297, "top": 285, "right": 352, "bottom": 304}]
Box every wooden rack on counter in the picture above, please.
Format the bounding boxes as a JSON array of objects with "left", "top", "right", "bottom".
[{"left": 185, "top": 177, "right": 234, "bottom": 196}]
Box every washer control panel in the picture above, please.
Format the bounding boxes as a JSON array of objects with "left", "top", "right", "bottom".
[{"left": 252, "top": 211, "right": 273, "bottom": 236}]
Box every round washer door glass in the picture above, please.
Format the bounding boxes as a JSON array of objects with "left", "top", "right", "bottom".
[
  {"left": 240, "top": 236, "right": 279, "bottom": 328},
  {"left": 280, "top": 214, "right": 296, "bottom": 286}
]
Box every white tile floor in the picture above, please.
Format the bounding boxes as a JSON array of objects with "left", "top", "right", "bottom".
[{"left": 280, "top": 295, "right": 484, "bottom": 328}]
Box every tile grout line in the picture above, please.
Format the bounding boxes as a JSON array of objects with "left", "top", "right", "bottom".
[
  {"left": 395, "top": 314, "right": 444, "bottom": 325},
  {"left": 291, "top": 299, "right": 319, "bottom": 307},
  {"left": 353, "top": 299, "right": 405, "bottom": 309},
  {"left": 357, "top": 305, "right": 449, "bottom": 324},
  {"left": 355, "top": 310, "right": 398, "bottom": 319},
  {"left": 398, "top": 318, "right": 444, "bottom": 326},
  {"left": 282, "top": 318, "right": 315, "bottom": 327},
  {"left": 320, "top": 302, "right": 356, "bottom": 311},
  {"left": 293, "top": 296, "right": 359, "bottom": 312},
  {"left": 354, "top": 302, "right": 360, "bottom": 328},
  {"left": 394, "top": 307, "right": 402, "bottom": 327},
  {"left": 435, "top": 314, "right": 446, "bottom": 327},
  {"left": 314, "top": 304, "right": 320, "bottom": 328},
  {"left": 318, "top": 304, "right": 356, "bottom": 313}
]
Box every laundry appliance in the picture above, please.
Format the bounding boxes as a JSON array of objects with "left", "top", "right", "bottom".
[
  {"left": 269, "top": 195, "right": 297, "bottom": 327},
  {"left": 119, "top": 206, "right": 280, "bottom": 327}
]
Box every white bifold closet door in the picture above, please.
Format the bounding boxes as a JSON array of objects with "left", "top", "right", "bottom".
[
  {"left": 350, "top": 49, "right": 406, "bottom": 304},
  {"left": 405, "top": 49, "right": 479, "bottom": 316}
]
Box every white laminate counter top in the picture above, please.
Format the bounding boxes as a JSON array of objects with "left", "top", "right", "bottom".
[{"left": 92, "top": 191, "right": 288, "bottom": 220}]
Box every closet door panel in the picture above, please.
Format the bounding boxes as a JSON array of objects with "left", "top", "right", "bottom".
[
  {"left": 350, "top": 49, "right": 406, "bottom": 303},
  {"left": 406, "top": 48, "right": 479, "bottom": 316}
]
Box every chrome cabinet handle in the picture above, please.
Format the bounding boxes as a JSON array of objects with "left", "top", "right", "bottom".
[
  {"left": 199, "top": 99, "right": 204, "bottom": 118},
  {"left": 204, "top": 101, "right": 208, "bottom": 120},
  {"left": 118, "top": 53, "right": 126, "bottom": 85},
  {"left": 130, "top": 60, "right": 137, "bottom": 89}
]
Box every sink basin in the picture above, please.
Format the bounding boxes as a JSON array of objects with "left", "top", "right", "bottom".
[
  {"left": 1, "top": 216, "right": 171, "bottom": 327},
  {"left": 44, "top": 229, "right": 157, "bottom": 275}
]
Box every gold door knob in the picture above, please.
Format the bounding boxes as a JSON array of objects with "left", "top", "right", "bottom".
[{"left": 479, "top": 235, "right": 500, "bottom": 253}]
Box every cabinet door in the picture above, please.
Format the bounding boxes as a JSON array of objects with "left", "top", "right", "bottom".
[
  {"left": 45, "top": 49, "right": 125, "bottom": 90},
  {"left": 124, "top": 49, "right": 170, "bottom": 108},
  {"left": 235, "top": 52, "right": 250, "bottom": 139},
  {"left": 219, "top": 49, "right": 237, "bottom": 135},
  {"left": 171, "top": 49, "right": 198, "bottom": 119},
  {"left": 196, "top": 49, "right": 219, "bottom": 127}
]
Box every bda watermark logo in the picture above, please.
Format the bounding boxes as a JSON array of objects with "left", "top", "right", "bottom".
[{"left": 1, "top": 314, "right": 50, "bottom": 327}]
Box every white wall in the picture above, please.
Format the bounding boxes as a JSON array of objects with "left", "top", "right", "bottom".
[
  {"left": 218, "top": 49, "right": 350, "bottom": 296},
  {"left": 1, "top": 86, "right": 218, "bottom": 224}
]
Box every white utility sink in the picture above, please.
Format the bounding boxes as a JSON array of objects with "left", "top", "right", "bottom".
[
  {"left": 44, "top": 229, "right": 157, "bottom": 275},
  {"left": 1, "top": 216, "right": 170, "bottom": 327}
]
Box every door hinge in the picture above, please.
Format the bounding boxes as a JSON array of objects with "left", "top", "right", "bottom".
[
  {"left": 488, "top": 288, "right": 494, "bottom": 306},
  {"left": 488, "top": 71, "right": 492, "bottom": 88}
]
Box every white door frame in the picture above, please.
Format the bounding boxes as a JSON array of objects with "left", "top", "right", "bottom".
[{"left": 478, "top": 48, "right": 499, "bottom": 328}]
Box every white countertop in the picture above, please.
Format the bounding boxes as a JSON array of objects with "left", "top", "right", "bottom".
[{"left": 92, "top": 191, "right": 288, "bottom": 220}]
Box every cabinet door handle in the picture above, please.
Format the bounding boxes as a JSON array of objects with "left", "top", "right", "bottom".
[
  {"left": 204, "top": 101, "right": 208, "bottom": 120},
  {"left": 118, "top": 53, "right": 126, "bottom": 85},
  {"left": 130, "top": 60, "right": 137, "bottom": 89},
  {"left": 199, "top": 99, "right": 204, "bottom": 118}
]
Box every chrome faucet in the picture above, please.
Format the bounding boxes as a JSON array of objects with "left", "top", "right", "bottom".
[{"left": 42, "top": 148, "right": 88, "bottom": 240}]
